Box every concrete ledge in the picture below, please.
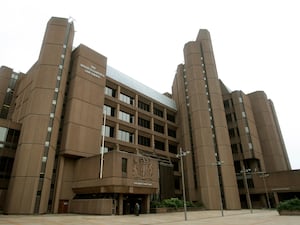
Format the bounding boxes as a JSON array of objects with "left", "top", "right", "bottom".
[
  {"left": 150, "top": 207, "right": 203, "bottom": 213},
  {"left": 278, "top": 210, "right": 300, "bottom": 216}
]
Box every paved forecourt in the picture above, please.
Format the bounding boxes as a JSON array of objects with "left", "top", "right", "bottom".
[{"left": 0, "top": 210, "right": 299, "bottom": 225}]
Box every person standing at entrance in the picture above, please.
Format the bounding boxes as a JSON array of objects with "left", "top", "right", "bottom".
[{"left": 134, "top": 203, "right": 140, "bottom": 216}]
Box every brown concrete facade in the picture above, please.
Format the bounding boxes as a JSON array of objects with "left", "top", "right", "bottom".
[
  {"left": 0, "top": 17, "right": 298, "bottom": 215},
  {"left": 220, "top": 82, "right": 294, "bottom": 209}
]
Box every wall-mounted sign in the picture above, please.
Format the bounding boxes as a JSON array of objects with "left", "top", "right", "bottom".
[
  {"left": 133, "top": 181, "right": 153, "bottom": 186},
  {"left": 80, "top": 64, "right": 105, "bottom": 78}
]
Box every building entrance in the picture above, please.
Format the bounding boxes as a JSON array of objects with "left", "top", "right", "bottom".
[
  {"left": 58, "top": 200, "right": 69, "bottom": 213},
  {"left": 123, "top": 194, "right": 144, "bottom": 215}
]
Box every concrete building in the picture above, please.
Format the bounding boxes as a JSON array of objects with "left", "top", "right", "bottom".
[{"left": 0, "top": 17, "right": 298, "bottom": 215}]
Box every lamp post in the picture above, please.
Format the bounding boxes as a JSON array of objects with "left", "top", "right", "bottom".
[
  {"left": 240, "top": 167, "right": 253, "bottom": 213},
  {"left": 100, "top": 112, "right": 106, "bottom": 179},
  {"left": 176, "top": 147, "right": 189, "bottom": 221},
  {"left": 257, "top": 172, "right": 271, "bottom": 209}
]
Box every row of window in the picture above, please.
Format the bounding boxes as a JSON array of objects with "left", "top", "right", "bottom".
[
  {"left": 229, "top": 127, "right": 250, "bottom": 138},
  {"left": 104, "top": 105, "right": 176, "bottom": 137},
  {"left": 0, "top": 73, "right": 19, "bottom": 119},
  {"left": 223, "top": 96, "right": 243, "bottom": 109},
  {"left": 105, "top": 86, "right": 175, "bottom": 122},
  {"left": 226, "top": 111, "right": 247, "bottom": 123},
  {"left": 0, "top": 127, "right": 20, "bottom": 148},
  {"left": 102, "top": 125, "right": 177, "bottom": 153}
]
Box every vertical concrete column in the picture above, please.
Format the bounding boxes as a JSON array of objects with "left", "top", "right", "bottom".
[
  {"left": 135, "top": 129, "right": 138, "bottom": 146},
  {"left": 150, "top": 102, "right": 153, "bottom": 114},
  {"left": 163, "top": 108, "right": 167, "bottom": 120},
  {"left": 116, "top": 86, "right": 121, "bottom": 99},
  {"left": 116, "top": 103, "right": 120, "bottom": 121},
  {"left": 150, "top": 117, "right": 154, "bottom": 130},
  {"left": 273, "top": 192, "right": 279, "bottom": 206},
  {"left": 146, "top": 194, "right": 151, "bottom": 214},
  {"left": 134, "top": 93, "right": 138, "bottom": 108},
  {"left": 52, "top": 156, "right": 65, "bottom": 213},
  {"left": 135, "top": 109, "right": 138, "bottom": 126},
  {"left": 118, "top": 194, "right": 123, "bottom": 215}
]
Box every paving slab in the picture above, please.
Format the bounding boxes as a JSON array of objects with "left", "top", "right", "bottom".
[{"left": 0, "top": 210, "right": 299, "bottom": 225}]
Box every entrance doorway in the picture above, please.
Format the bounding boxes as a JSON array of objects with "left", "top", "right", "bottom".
[
  {"left": 123, "top": 194, "right": 145, "bottom": 215},
  {"left": 58, "top": 200, "right": 69, "bottom": 213}
]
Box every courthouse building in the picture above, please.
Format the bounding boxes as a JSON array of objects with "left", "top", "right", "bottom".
[{"left": 0, "top": 17, "right": 299, "bottom": 214}]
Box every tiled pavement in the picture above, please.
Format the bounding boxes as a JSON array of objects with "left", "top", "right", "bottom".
[{"left": 0, "top": 210, "right": 299, "bottom": 225}]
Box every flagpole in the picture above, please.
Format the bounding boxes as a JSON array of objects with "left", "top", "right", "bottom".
[{"left": 100, "top": 112, "right": 106, "bottom": 179}]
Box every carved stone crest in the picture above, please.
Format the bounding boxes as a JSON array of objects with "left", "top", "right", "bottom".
[{"left": 132, "top": 156, "right": 153, "bottom": 180}]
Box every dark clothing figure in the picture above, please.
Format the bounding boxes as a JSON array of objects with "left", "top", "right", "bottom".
[{"left": 134, "top": 203, "right": 140, "bottom": 216}]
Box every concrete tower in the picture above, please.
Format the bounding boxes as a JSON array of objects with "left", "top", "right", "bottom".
[
  {"left": 172, "top": 30, "right": 240, "bottom": 209},
  {"left": 248, "top": 91, "right": 291, "bottom": 172},
  {"left": 5, "top": 17, "right": 75, "bottom": 214}
]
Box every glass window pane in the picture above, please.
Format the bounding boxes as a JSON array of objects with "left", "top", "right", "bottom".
[{"left": 0, "top": 127, "right": 8, "bottom": 141}]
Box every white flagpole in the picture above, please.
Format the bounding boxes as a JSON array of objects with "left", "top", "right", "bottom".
[{"left": 100, "top": 112, "right": 106, "bottom": 179}]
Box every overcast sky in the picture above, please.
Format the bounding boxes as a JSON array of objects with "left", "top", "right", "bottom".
[{"left": 1, "top": 0, "right": 299, "bottom": 169}]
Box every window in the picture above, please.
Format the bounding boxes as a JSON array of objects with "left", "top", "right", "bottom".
[
  {"left": 237, "top": 179, "right": 244, "bottom": 188},
  {"left": 174, "top": 176, "right": 180, "bottom": 190},
  {"left": 102, "top": 146, "right": 113, "bottom": 153},
  {"left": 231, "top": 144, "right": 238, "bottom": 154},
  {"left": 138, "top": 117, "right": 150, "bottom": 129},
  {"left": 226, "top": 114, "right": 232, "bottom": 122},
  {"left": 119, "top": 93, "right": 134, "bottom": 105},
  {"left": 102, "top": 125, "right": 114, "bottom": 137},
  {"left": 118, "top": 130, "right": 134, "bottom": 143},
  {"left": 242, "top": 111, "right": 246, "bottom": 118},
  {"left": 105, "top": 86, "right": 116, "bottom": 97},
  {"left": 138, "top": 101, "right": 150, "bottom": 112},
  {"left": 0, "top": 127, "right": 8, "bottom": 142},
  {"left": 5, "top": 129, "right": 20, "bottom": 145},
  {"left": 239, "top": 97, "right": 243, "bottom": 103},
  {"left": 223, "top": 100, "right": 230, "bottom": 108},
  {"left": 168, "top": 128, "right": 176, "bottom": 138},
  {"left": 119, "top": 111, "right": 134, "bottom": 123},
  {"left": 0, "top": 127, "right": 8, "bottom": 148},
  {"left": 3, "top": 92, "right": 13, "bottom": 105},
  {"left": 167, "top": 114, "right": 175, "bottom": 122},
  {"left": 155, "top": 140, "right": 165, "bottom": 151},
  {"left": 154, "top": 108, "right": 163, "bottom": 117},
  {"left": 233, "top": 113, "right": 237, "bottom": 121},
  {"left": 0, "top": 106, "right": 9, "bottom": 119},
  {"left": 11, "top": 73, "right": 19, "bottom": 80},
  {"left": 236, "top": 128, "right": 240, "bottom": 136},
  {"left": 248, "top": 143, "right": 253, "bottom": 149},
  {"left": 173, "top": 161, "right": 179, "bottom": 172},
  {"left": 154, "top": 123, "right": 164, "bottom": 134},
  {"left": 247, "top": 178, "right": 254, "bottom": 188},
  {"left": 239, "top": 143, "right": 243, "bottom": 153},
  {"left": 228, "top": 128, "right": 235, "bottom": 138},
  {"left": 0, "top": 156, "right": 14, "bottom": 173},
  {"left": 104, "top": 105, "right": 115, "bottom": 116},
  {"left": 245, "top": 127, "right": 249, "bottom": 133},
  {"left": 138, "top": 135, "right": 150, "bottom": 147},
  {"left": 122, "top": 158, "right": 127, "bottom": 176},
  {"left": 169, "top": 144, "right": 177, "bottom": 154}
]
